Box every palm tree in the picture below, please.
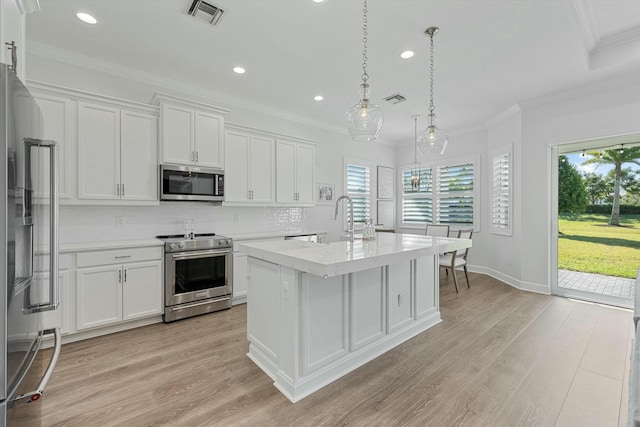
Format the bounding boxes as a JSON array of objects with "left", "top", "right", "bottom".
[{"left": 582, "top": 147, "right": 640, "bottom": 225}]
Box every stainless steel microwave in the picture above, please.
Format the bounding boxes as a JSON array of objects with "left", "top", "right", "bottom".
[{"left": 160, "top": 165, "right": 224, "bottom": 202}]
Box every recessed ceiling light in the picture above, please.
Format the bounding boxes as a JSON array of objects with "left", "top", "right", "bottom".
[
  {"left": 76, "top": 11, "right": 97, "bottom": 25},
  {"left": 314, "top": 95, "right": 324, "bottom": 101},
  {"left": 233, "top": 66, "right": 246, "bottom": 74},
  {"left": 312, "top": 0, "right": 327, "bottom": 3},
  {"left": 400, "top": 50, "right": 414, "bottom": 59}
]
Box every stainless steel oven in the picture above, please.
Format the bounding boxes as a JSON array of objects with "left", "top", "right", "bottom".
[{"left": 158, "top": 233, "right": 232, "bottom": 322}]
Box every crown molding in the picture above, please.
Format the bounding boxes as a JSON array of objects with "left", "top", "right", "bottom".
[
  {"left": 150, "top": 92, "right": 229, "bottom": 115},
  {"left": 569, "top": 0, "right": 598, "bottom": 52},
  {"left": 226, "top": 122, "right": 317, "bottom": 145},
  {"left": 485, "top": 104, "right": 521, "bottom": 128},
  {"left": 27, "top": 41, "right": 353, "bottom": 139},
  {"left": 27, "top": 80, "right": 158, "bottom": 115}
]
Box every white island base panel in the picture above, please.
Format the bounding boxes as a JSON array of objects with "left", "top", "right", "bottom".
[{"left": 246, "top": 255, "right": 440, "bottom": 403}]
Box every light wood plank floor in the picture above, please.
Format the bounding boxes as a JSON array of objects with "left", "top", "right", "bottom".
[{"left": 36, "top": 273, "right": 633, "bottom": 426}]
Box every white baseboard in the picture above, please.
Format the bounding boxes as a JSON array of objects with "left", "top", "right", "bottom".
[{"left": 467, "top": 265, "right": 550, "bottom": 295}]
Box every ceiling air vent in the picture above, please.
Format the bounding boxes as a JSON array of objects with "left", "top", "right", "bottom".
[
  {"left": 188, "top": 0, "right": 226, "bottom": 26},
  {"left": 383, "top": 93, "right": 407, "bottom": 104}
]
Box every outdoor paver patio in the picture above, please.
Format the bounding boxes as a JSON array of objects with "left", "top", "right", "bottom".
[{"left": 558, "top": 269, "right": 635, "bottom": 299}]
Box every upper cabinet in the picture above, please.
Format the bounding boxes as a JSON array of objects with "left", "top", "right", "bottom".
[
  {"left": 152, "top": 93, "right": 228, "bottom": 169},
  {"left": 224, "top": 124, "right": 316, "bottom": 207},
  {"left": 224, "top": 128, "right": 275, "bottom": 205},
  {"left": 276, "top": 139, "right": 315, "bottom": 206}
]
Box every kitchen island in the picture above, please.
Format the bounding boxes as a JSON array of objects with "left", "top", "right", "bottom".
[{"left": 240, "top": 233, "right": 472, "bottom": 402}]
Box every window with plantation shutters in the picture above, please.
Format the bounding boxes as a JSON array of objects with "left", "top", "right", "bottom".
[
  {"left": 401, "top": 157, "right": 478, "bottom": 230},
  {"left": 345, "top": 162, "right": 370, "bottom": 224},
  {"left": 437, "top": 163, "right": 474, "bottom": 225},
  {"left": 401, "top": 167, "right": 432, "bottom": 224},
  {"left": 491, "top": 149, "right": 512, "bottom": 235}
]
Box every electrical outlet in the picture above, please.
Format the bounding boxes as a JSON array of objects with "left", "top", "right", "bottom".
[
  {"left": 116, "top": 216, "right": 125, "bottom": 227},
  {"left": 282, "top": 281, "right": 290, "bottom": 300}
]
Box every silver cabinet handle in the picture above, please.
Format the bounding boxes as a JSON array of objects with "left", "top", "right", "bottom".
[
  {"left": 118, "top": 270, "right": 122, "bottom": 283},
  {"left": 196, "top": 151, "right": 199, "bottom": 163},
  {"left": 122, "top": 183, "right": 125, "bottom": 196},
  {"left": 124, "top": 269, "right": 127, "bottom": 282},
  {"left": 115, "top": 255, "right": 131, "bottom": 259},
  {"left": 12, "top": 328, "right": 61, "bottom": 406},
  {"left": 117, "top": 183, "right": 120, "bottom": 196}
]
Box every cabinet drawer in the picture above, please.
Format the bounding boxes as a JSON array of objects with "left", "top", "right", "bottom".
[{"left": 77, "top": 247, "right": 162, "bottom": 268}]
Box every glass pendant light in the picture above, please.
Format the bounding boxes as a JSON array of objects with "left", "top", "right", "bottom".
[
  {"left": 418, "top": 27, "right": 448, "bottom": 156},
  {"left": 347, "top": 0, "right": 383, "bottom": 142},
  {"left": 410, "top": 115, "right": 421, "bottom": 190}
]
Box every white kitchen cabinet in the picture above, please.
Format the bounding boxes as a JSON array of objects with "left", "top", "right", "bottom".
[
  {"left": 224, "top": 129, "right": 275, "bottom": 204},
  {"left": 276, "top": 139, "right": 315, "bottom": 206},
  {"left": 31, "top": 92, "right": 76, "bottom": 200},
  {"left": 122, "top": 261, "right": 163, "bottom": 320},
  {"left": 78, "top": 102, "right": 157, "bottom": 202},
  {"left": 75, "top": 247, "right": 163, "bottom": 331},
  {"left": 232, "top": 236, "right": 284, "bottom": 302},
  {"left": 155, "top": 95, "right": 226, "bottom": 168},
  {"left": 76, "top": 264, "right": 122, "bottom": 330},
  {"left": 120, "top": 110, "right": 158, "bottom": 201}
]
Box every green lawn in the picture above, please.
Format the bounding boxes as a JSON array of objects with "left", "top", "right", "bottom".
[{"left": 558, "top": 213, "right": 640, "bottom": 278}]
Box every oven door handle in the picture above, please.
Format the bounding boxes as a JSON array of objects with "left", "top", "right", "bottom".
[{"left": 170, "top": 249, "right": 230, "bottom": 260}]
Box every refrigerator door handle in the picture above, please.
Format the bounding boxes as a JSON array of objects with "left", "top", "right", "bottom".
[
  {"left": 23, "top": 138, "right": 59, "bottom": 313},
  {"left": 11, "top": 328, "right": 62, "bottom": 407}
]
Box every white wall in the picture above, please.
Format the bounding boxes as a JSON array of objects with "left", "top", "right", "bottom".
[
  {"left": 519, "top": 74, "right": 640, "bottom": 292},
  {"left": 26, "top": 52, "right": 397, "bottom": 243},
  {"left": 394, "top": 127, "right": 489, "bottom": 269},
  {"left": 485, "top": 108, "right": 522, "bottom": 286}
]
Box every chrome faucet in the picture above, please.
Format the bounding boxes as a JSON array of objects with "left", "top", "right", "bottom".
[{"left": 334, "top": 195, "right": 354, "bottom": 242}]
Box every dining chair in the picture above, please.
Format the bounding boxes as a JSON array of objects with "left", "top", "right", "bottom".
[
  {"left": 439, "top": 229, "right": 473, "bottom": 293},
  {"left": 425, "top": 224, "right": 449, "bottom": 237}
]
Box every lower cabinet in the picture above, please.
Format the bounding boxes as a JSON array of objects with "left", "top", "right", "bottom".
[
  {"left": 232, "top": 237, "right": 284, "bottom": 301},
  {"left": 75, "top": 247, "right": 162, "bottom": 331}
]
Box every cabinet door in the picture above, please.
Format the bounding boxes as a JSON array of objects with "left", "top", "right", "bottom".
[
  {"left": 232, "top": 253, "right": 248, "bottom": 299},
  {"left": 161, "top": 104, "right": 194, "bottom": 165},
  {"left": 296, "top": 144, "right": 315, "bottom": 204},
  {"left": 78, "top": 102, "right": 121, "bottom": 200},
  {"left": 224, "top": 130, "right": 250, "bottom": 202},
  {"left": 194, "top": 111, "right": 224, "bottom": 168},
  {"left": 122, "top": 261, "right": 162, "bottom": 320},
  {"left": 249, "top": 135, "right": 275, "bottom": 203},
  {"left": 32, "top": 93, "right": 75, "bottom": 200},
  {"left": 121, "top": 110, "right": 158, "bottom": 201},
  {"left": 76, "top": 265, "right": 123, "bottom": 330},
  {"left": 275, "top": 140, "right": 296, "bottom": 204}
]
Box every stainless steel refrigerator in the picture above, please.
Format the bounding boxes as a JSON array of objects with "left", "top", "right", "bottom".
[{"left": 0, "top": 64, "right": 61, "bottom": 426}]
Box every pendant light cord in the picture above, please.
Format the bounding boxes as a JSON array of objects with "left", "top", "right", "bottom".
[
  {"left": 429, "top": 31, "right": 435, "bottom": 115},
  {"left": 361, "top": 0, "right": 369, "bottom": 83}
]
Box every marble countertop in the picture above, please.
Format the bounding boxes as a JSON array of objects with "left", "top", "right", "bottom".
[
  {"left": 57, "top": 239, "right": 164, "bottom": 253},
  {"left": 223, "top": 229, "right": 328, "bottom": 241},
  {"left": 240, "top": 232, "right": 472, "bottom": 278}
]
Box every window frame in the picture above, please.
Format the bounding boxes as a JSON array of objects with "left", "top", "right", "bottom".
[
  {"left": 400, "top": 155, "right": 480, "bottom": 232},
  {"left": 490, "top": 146, "right": 513, "bottom": 236}
]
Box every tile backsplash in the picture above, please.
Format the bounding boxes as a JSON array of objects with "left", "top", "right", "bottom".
[{"left": 59, "top": 203, "right": 313, "bottom": 243}]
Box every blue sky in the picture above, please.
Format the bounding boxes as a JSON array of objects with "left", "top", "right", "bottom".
[{"left": 565, "top": 152, "right": 640, "bottom": 176}]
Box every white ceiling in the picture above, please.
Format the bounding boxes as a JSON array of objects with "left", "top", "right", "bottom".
[{"left": 25, "top": 0, "right": 640, "bottom": 144}]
